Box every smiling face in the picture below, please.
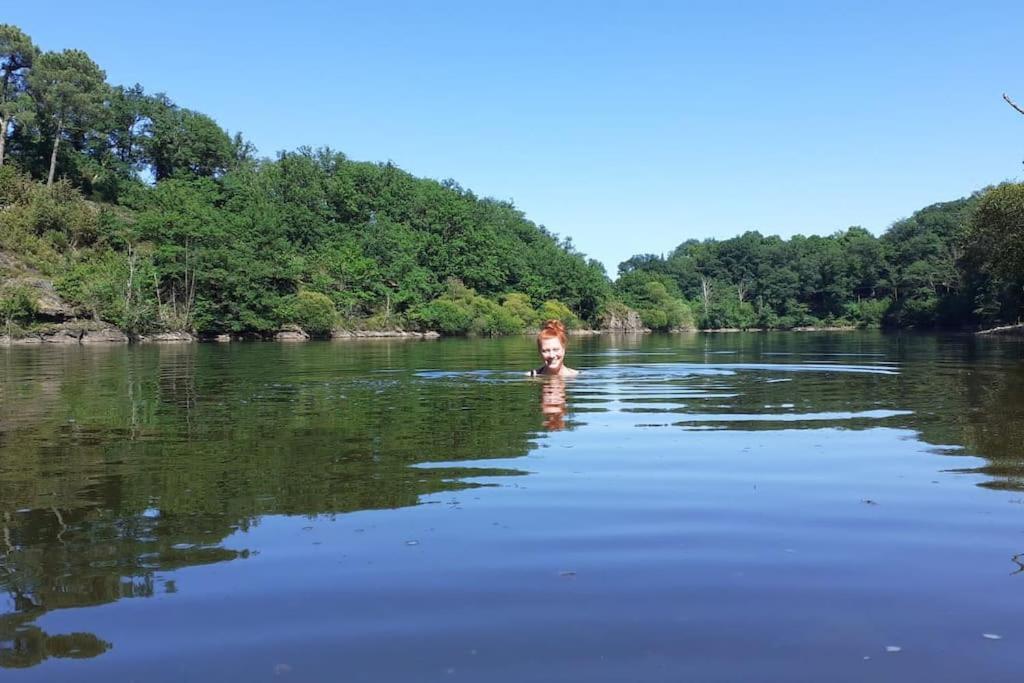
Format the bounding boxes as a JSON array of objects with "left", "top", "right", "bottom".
[{"left": 539, "top": 336, "right": 566, "bottom": 373}]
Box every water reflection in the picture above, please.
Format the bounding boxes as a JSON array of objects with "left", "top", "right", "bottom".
[
  {"left": 0, "top": 343, "right": 539, "bottom": 668},
  {"left": 539, "top": 377, "right": 568, "bottom": 431},
  {"left": 1, "top": 333, "right": 1023, "bottom": 676}
]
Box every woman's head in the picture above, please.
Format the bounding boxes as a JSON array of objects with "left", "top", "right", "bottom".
[{"left": 537, "top": 319, "right": 568, "bottom": 372}]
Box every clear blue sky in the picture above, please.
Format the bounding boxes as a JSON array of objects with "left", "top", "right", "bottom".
[{"left": 8, "top": 1, "right": 1023, "bottom": 275}]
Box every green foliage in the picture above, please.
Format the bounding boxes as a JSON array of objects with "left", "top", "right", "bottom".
[
  {"left": 145, "top": 96, "right": 235, "bottom": 181},
  {"left": 613, "top": 270, "right": 694, "bottom": 330},
  {"left": 0, "top": 170, "right": 97, "bottom": 273},
  {"left": 55, "top": 247, "right": 157, "bottom": 333},
  {"left": 5, "top": 22, "right": 1018, "bottom": 337},
  {"left": 0, "top": 24, "right": 37, "bottom": 166},
  {"left": 0, "top": 281, "right": 37, "bottom": 330},
  {"left": 616, "top": 198, "right": 1014, "bottom": 330},
  {"left": 28, "top": 49, "right": 107, "bottom": 184},
  {"left": 281, "top": 290, "right": 338, "bottom": 335},
  {"left": 537, "top": 300, "right": 580, "bottom": 329},
  {"left": 844, "top": 298, "right": 889, "bottom": 328},
  {"left": 501, "top": 292, "right": 538, "bottom": 328},
  {"left": 0, "top": 25, "right": 612, "bottom": 337},
  {"left": 411, "top": 280, "right": 526, "bottom": 336},
  {"left": 412, "top": 297, "right": 475, "bottom": 335},
  {"left": 964, "top": 183, "right": 1024, "bottom": 323}
]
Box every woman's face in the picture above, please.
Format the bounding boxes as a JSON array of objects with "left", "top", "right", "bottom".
[{"left": 539, "top": 337, "right": 565, "bottom": 372}]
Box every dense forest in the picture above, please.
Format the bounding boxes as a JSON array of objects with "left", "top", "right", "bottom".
[{"left": 1, "top": 23, "right": 1022, "bottom": 338}]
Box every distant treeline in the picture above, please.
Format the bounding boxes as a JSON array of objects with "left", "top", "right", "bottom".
[
  {"left": 614, "top": 189, "right": 1023, "bottom": 330},
  {"left": 1, "top": 24, "right": 1022, "bottom": 336}
]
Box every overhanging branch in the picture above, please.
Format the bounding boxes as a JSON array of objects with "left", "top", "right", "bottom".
[{"left": 1004, "top": 92, "right": 1024, "bottom": 116}]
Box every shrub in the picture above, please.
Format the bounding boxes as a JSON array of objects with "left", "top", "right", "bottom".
[
  {"left": 537, "top": 300, "right": 581, "bottom": 329},
  {"left": 412, "top": 297, "right": 475, "bottom": 334},
  {"left": 289, "top": 290, "right": 338, "bottom": 335},
  {"left": 0, "top": 283, "right": 37, "bottom": 330},
  {"left": 55, "top": 248, "right": 159, "bottom": 333},
  {"left": 500, "top": 292, "right": 538, "bottom": 328},
  {"left": 844, "top": 298, "right": 889, "bottom": 328}
]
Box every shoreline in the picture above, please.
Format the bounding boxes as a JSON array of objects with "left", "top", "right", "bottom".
[{"left": 16, "top": 323, "right": 1019, "bottom": 346}]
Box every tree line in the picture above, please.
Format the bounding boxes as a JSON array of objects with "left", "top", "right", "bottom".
[
  {"left": 613, "top": 188, "right": 1023, "bottom": 330},
  {"left": 0, "top": 25, "right": 610, "bottom": 337},
  {"left": 1, "top": 23, "right": 1022, "bottom": 337}
]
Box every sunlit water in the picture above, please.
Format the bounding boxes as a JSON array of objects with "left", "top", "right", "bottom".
[{"left": 2, "top": 332, "right": 1023, "bottom": 681}]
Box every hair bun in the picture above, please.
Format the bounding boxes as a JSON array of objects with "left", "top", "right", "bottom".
[{"left": 541, "top": 319, "right": 566, "bottom": 334}]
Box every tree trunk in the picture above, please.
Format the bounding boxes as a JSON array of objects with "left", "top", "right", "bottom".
[
  {"left": 700, "top": 277, "right": 712, "bottom": 316},
  {"left": 0, "top": 69, "right": 9, "bottom": 167},
  {"left": 47, "top": 119, "right": 63, "bottom": 186},
  {"left": 0, "top": 113, "right": 8, "bottom": 166}
]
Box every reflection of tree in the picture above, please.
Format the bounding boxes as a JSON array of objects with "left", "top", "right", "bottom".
[
  {"left": 0, "top": 622, "right": 110, "bottom": 669},
  {"left": 585, "top": 332, "right": 1024, "bottom": 490},
  {"left": 0, "top": 342, "right": 540, "bottom": 668},
  {"left": 624, "top": 332, "right": 1024, "bottom": 490}
]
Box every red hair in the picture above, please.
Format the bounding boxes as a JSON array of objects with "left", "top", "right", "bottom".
[{"left": 537, "top": 319, "right": 567, "bottom": 349}]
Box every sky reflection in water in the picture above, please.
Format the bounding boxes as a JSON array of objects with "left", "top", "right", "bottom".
[{"left": 1, "top": 332, "right": 1023, "bottom": 681}]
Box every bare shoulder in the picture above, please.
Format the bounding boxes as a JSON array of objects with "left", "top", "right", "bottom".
[{"left": 562, "top": 367, "right": 580, "bottom": 377}]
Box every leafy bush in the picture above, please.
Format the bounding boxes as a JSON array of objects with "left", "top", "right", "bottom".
[
  {"left": 500, "top": 292, "right": 537, "bottom": 328},
  {"left": 844, "top": 298, "right": 889, "bottom": 328},
  {"left": 56, "top": 248, "right": 158, "bottom": 333},
  {"left": 537, "top": 300, "right": 581, "bottom": 329},
  {"left": 284, "top": 290, "right": 338, "bottom": 335},
  {"left": 469, "top": 296, "right": 523, "bottom": 335},
  {"left": 412, "top": 279, "right": 534, "bottom": 335},
  {"left": 412, "top": 297, "right": 475, "bottom": 334},
  {"left": 0, "top": 283, "right": 37, "bottom": 332}
]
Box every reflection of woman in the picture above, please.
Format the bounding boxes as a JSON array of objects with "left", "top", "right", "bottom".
[
  {"left": 528, "top": 320, "right": 579, "bottom": 377},
  {"left": 541, "top": 377, "right": 568, "bottom": 430}
]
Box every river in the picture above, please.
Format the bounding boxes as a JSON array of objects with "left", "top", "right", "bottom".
[{"left": 1, "top": 332, "right": 1022, "bottom": 681}]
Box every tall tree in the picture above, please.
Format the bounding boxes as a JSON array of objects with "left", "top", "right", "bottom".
[
  {"left": 965, "top": 183, "right": 1024, "bottom": 316},
  {"left": 28, "top": 49, "right": 107, "bottom": 185},
  {"left": 107, "top": 83, "right": 150, "bottom": 168},
  {"left": 0, "top": 24, "right": 37, "bottom": 166},
  {"left": 144, "top": 95, "right": 234, "bottom": 180}
]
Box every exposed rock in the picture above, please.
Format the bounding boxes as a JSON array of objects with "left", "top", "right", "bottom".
[
  {"left": 977, "top": 323, "right": 1024, "bottom": 337},
  {"left": 81, "top": 326, "right": 129, "bottom": 344},
  {"left": 137, "top": 331, "right": 196, "bottom": 343},
  {"left": 19, "top": 278, "right": 78, "bottom": 319},
  {"left": 599, "top": 306, "right": 647, "bottom": 333},
  {"left": 791, "top": 326, "right": 854, "bottom": 332},
  {"left": 275, "top": 325, "right": 310, "bottom": 341},
  {"left": 331, "top": 329, "right": 440, "bottom": 339},
  {"left": 214, "top": 334, "right": 232, "bottom": 343},
  {"left": 2, "top": 322, "right": 127, "bottom": 345},
  {"left": 1, "top": 257, "right": 79, "bottom": 321},
  {"left": 42, "top": 327, "right": 87, "bottom": 344}
]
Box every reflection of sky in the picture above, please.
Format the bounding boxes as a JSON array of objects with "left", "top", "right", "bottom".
[{"left": 5, "top": 336, "right": 1024, "bottom": 680}]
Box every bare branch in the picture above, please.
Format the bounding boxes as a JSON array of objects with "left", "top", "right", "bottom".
[{"left": 1004, "top": 93, "right": 1024, "bottom": 116}]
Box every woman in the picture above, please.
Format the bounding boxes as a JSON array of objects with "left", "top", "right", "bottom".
[{"left": 529, "top": 320, "right": 579, "bottom": 377}]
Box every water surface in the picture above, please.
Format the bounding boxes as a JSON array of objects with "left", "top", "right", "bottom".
[{"left": 2, "top": 332, "right": 1023, "bottom": 681}]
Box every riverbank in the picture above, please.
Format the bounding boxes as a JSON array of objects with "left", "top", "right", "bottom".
[{"left": 976, "top": 323, "right": 1024, "bottom": 337}]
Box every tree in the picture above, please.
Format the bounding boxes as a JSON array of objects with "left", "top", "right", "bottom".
[
  {"left": 964, "top": 183, "right": 1024, "bottom": 321},
  {"left": 106, "top": 83, "right": 150, "bottom": 169},
  {"left": 144, "top": 95, "right": 236, "bottom": 180},
  {"left": 0, "top": 25, "right": 37, "bottom": 166},
  {"left": 28, "top": 49, "right": 107, "bottom": 185}
]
